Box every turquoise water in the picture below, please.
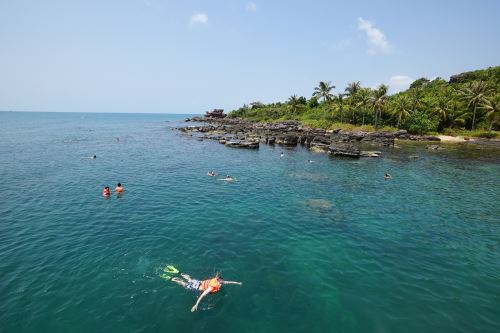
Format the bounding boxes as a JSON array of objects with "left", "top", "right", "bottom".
[{"left": 1, "top": 112, "right": 500, "bottom": 333}]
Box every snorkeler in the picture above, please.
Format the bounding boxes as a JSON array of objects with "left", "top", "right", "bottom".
[
  {"left": 384, "top": 173, "right": 392, "bottom": 180},
  {"left": 171, "top": 272, "right": 242, "bottom": 312},
  {"left": 102, "top": 186, "right": 110, "bottom": 196},
  {"left": 115, "top": 183, "right": 123, "bottom": 193}
]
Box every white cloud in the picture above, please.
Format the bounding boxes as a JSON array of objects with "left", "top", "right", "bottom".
[
  {"left": 357, "top": 17, "right": 391, "bottom": 55},
  {"left": 246, "top": 2, "right": 257, "bottom": 12},
  {"left": 389, "top": 75, "right": 413, "bottom": 92},
  {"left": 189, "top": 12, "right": 208, "bottom": 26}
]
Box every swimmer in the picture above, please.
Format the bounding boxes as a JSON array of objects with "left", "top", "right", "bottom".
[
  {"left": 224, "top": 175, "right": 234, "bottom": 181},
  {"left": 207, "top": 171, "right": 217, "bottom": 177},
  {"left": 102, "top": 186, "right": 110, "bottom": 196},
  {"left": 90, "top": 155, "right": 97, "bottom": 159},
  {"left": 280, "top": 152, "right": 284, "bottom": 158},
  {"left": 171, "top": 272, "right": 242, "bottom": 312},
  {"left": 115, "top": 183, "right": 123, "bottom": 193},
  {"left": 384, "top": 173, "right": 392, "bottom": 180},
  {"left": 307, "top": 159, "right": 314, "bottom": 163}
]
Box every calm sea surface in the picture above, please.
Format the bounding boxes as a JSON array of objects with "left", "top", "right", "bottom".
[{"left": 0, "top": 111, "right": 499, "bottom": 333}]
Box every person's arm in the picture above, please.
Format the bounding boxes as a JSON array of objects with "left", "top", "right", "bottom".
[
  {"left": 191, "top": 287, "right": 212, "bottom": 312},
  {"left": 221, "top": 280, "right": 242, "bottom": 285}
]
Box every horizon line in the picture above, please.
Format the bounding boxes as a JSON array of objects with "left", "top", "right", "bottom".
[{"left": 0, "top": 110, "right": 201, "bottom": 115}]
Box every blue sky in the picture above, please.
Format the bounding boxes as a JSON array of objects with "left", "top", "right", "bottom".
[{"left": 0, "top": 0, "right": 499, "bottom": 113}]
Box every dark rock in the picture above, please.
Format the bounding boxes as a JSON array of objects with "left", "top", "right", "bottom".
[
  {"left": 185, "top": 116, "right": 204, "bottom": 122},
  {"left": 309, "top": 143, "right": 330, "bottom": 152},
  {"left": 205, "top": 109, "right": 226, "bottom": 119},
  {"left": 311, "top": 135, "right": 332, "bottom": 146},
  {"left": 328, "top": 144, "right": 361, "bottom": 158},
  {"left": 427, "top": 145, "right": 445, "bottom": 150},
  {"left": 276, "top": 135, "right": 299, "bottom": 146},
  {"left": 225, "top": 140, "right": 259, "bottom": 149}
]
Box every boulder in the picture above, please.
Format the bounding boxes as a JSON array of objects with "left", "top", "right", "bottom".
[
  {"left": 205, "top": 109, "right": 226, "bottom": 118},
  {"left": 225, "top": 140, "right": 259, "bottom": 149},
  {"left": 309, "top": 143, "right": 330, "bottom": 152},
  {"left": 276, "top": 135, "right": 299, "bottom": 146},
  {"left": 328, "top": 144, "right": 361, "bottom": 158}
]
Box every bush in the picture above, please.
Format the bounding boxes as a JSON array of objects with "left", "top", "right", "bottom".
[
  {"left": 302, "top": 119, "right": 332, "bottom": 129},
  {"left": 405, "top": 111, "right": 438, "bottom": 134},
  {"left": 477, "top": 131, "right": 498, "bottom": 138},
  {"left": 308, "top": 97, "right": 319, "bottom": 108}
]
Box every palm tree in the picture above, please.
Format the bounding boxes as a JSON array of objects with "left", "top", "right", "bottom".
[
  {"left": 288, "top": 94, "right": 300, "bottom": 115},
  {"left": 392, "top": 95, "right": 411, "bottom": 128},
  {"left": 369, "top": 84, "right": 389, "bottom": 129},
  {"left": 447, "top": 100, "right": 469, "bottom": 128},
  {"left": 333, "top": 93, "right": 346, "bottom": 123},
  {"left": 345, "top": 81, "right": 361, "bottom": 122},
  {"left": 458, "top": 81, "right": 489, "bottom": 130},
  {"left": 356, "top": 88, "right": 371, "bottom": 125},
  {"left": 433, "top": 97, "right": 451, "bottom": 130},
  {"left": 345, "top": 81, "right": 361, "bottom": 97},
  {"left": 480, "top": 95, "right": 500, "bottom": 131},
  {"left": 312, "top": 81, "right": 335, "bottom": 103},
  {"left": 409, "top": 87, "right": 424, "bottom": 113}
]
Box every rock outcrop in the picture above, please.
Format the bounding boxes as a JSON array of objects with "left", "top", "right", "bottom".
[{"left": 177, "top": 118, "right": 442, "bottom": 156}]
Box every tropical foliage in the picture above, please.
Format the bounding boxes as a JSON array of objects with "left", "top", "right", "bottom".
[{"left": 229, "top": 66, "right": 500, "bottom": 135}]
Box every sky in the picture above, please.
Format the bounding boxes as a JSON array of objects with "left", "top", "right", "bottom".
[{"left": 0, "top": 0, "right": 499, "bottom": 114}]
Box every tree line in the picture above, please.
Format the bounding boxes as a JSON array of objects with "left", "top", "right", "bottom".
[{"left": 229, "top": 66, "right": 500, "bottom": 135}]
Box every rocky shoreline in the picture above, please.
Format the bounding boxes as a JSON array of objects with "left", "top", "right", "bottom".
[{"left": 179, "top": 117, "right": 441, "bottom": 158}]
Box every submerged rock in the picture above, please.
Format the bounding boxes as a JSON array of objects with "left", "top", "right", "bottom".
[
  {"left": 305, "top": 199, "right": 333, "bottom": 210},
  {"left": 361, "top": 151, "right": 382, "bottom": 157},
  {"left": 427, "top": 145, "right": 446, "bottom": 150}
]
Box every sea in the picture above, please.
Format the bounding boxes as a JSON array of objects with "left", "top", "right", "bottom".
[{"left": 0, "top": 111, "right": 499, "bottom": 333}]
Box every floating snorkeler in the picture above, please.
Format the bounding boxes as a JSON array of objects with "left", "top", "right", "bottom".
[{"left": 161, "top": 265, "right": 242, "bottom": 312}]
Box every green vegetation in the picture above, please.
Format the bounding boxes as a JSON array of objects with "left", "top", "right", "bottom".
[{"left": 229, "top": 66, "right": 500, "bottom": 136}]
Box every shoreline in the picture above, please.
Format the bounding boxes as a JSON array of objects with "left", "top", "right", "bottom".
[{"left": 178, "top": 117, "right": 500, "bottom": 156}]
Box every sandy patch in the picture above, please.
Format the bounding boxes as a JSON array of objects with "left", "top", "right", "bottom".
[{"left": 438, "top": 135, "right": 473, "bottom": 143}]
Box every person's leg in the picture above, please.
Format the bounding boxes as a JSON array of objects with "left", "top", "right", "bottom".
[
  {"left": 180, "top": 273, "right": 193, "bottom": 281},
  {"left": 171, "top": 277, "right": 188, "bottom": 288}
]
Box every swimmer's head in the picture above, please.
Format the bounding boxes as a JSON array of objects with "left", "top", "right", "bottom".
[{"left": 117, "top": 183, "right": 121, "bottom": 187}]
